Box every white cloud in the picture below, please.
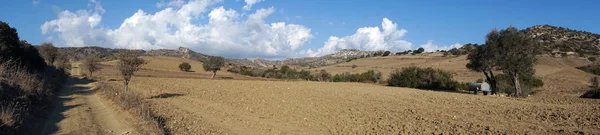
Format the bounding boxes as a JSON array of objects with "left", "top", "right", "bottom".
[
  {"left": 303, "top": 18, "right": 412, "bottom": 57},
  {"left": 243, "top": 0, "right": 265, "bottom": 11},
  {"left": 156, "top": 0, "right": 185, "bottom": 8},
  {"left": 42, "top": 0, "right": 313, "bottom": 58},
  {"left": 32, "top": 0, "right": 40, "bottom": 6},
  {"left": 419, "top": 40, "right": 462, "bottom": 52}
]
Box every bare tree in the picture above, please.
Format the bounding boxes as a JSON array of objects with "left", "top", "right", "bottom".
[
  {"left": 496, "top": 26, "right": 539, "bottom": 97},
  {"left": 202, "top": 56, "right": 224, "bottom": 78},
  {"left": 116, "top": 50, "right": 145, "bottom": 93},
  {"left": 82, "top": 56, "right": 101, "bottom": 77},
  {"left": 467, "top": 29, "right": 499, "bottom": 95},
  {"left": 39, "top": 42, "right": 58, "bottom": 65}
]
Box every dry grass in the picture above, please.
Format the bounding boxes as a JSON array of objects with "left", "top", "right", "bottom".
[
  {"left": 96, "top": 81, "right": 167, "bottom": 134},
  {"left": 0, "top": 103, "right": 20, "bottom": 128}
]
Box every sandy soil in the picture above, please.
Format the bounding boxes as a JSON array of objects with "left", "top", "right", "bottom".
[
  {"left": 107, "top": 77, "right": 600, "bottom": 134},
  {"left": 32, "top": 78, "right": 139, "bottom": 135}
]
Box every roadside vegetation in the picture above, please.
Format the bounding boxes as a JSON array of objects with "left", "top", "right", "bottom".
[{"left": 0, "top": 22, "right": 68, "bottom": 134}]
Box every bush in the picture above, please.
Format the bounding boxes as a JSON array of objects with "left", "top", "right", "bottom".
[
  {"left": 178, "top": 62, "right": 191, "bottom": 72},
  {"left": 313, "top": 70, "right": 330, "bottom": 82},
  {"left": 330, "top": 70, "right": 381, "bottom": 83},
  {"left": 591, "top": 76, "right": 599, "bottom": 89},
  {"left": 476, "top": 78, "right": 484, "bottom": 83},
  {"left": 492, "top": 74, "right": 544, "bottom": 95},
  {"left": 351, "top": 65, "right": 357, "bottom": 68},
  {"left": 577, "top": 65, "right": 600, "bottom": 75},
  {"left": 589, "top": 57, "right": 597, "bottom": 62},
  {"left": 387, "top": 66, "right": 459, "bottom": 91},
  {"left": 382, "top": 51, "right": 391, "bottom": 56},
  {"left": 580, "top": 88, "right": 600, "bottom": 99}
]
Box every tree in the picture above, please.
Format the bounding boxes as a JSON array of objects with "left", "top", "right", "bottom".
[
  {"left": 496, "top": 26, "right": 539, "bottom": 97},
  {"left": 116, "top": 50, "right": 145, "bottom": 93},
  {"left": 382, "top": 51, "right": 391, "bottom": 56},
  {"left": 203, "top": 56, "right": 225, "bottom": 78},
  {"left": 39, "top": 42, "right": 58, "bottom": 65},
  {"left": 82, "top": 56, "right": 101, "bottom": 77},
  {"left": 179, "top": 62, "right": 192, "bottom": 72},
  {"left": 413, "top": 47, "right": 425, "bottom": 54},
  {"left": 467, "top": 29, "right": 500, "bottom": 95}
]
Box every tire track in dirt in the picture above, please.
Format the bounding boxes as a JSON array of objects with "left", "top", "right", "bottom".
[{"left": 35, "top": 78, "right": 138, "bottom": 135}]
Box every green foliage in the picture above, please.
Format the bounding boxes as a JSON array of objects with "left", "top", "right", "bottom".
[
  {"left": 330, "top": 70, "right": 381, "bottom": 83},
  {"left": 580, "top": 88, "right": 600, "bottom": 99},
  {"left": 577, "top": 65, "right": 600, "bottom": 75},
  {"left": 412, "top": 48, "right": 425, "bottom": 54},
  {"left": 382, "top": 51, "right": 391, "bottom": 56},
  {"left": 227, "top": 65, "right": 315, "bottom": 80},
  {"left": 387, "top": 66, "right": 461, "bottom": 91},
  {"left": 203, "top": 56, "right": 225, "bottom": 72},
  {"left": 476, "top": 78, "right": 484, "bottom": 83},
  {"left": 492, "top": 74, "right": 544, "bottom": 95},
  {"left": 178, "top": 62, "right": 191, "bottom": 72},
  {"left": 588, "top": 57, "right": 597, "bottom": 62}
]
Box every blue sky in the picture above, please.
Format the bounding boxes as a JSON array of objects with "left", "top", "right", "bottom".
[{"left": 1, "top": 0, "right": 599, "bottom": 58}]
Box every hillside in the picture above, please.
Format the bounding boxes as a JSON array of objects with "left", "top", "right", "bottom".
[
  {"left": 523, "top": 25, "right": 600, "bottom": 55},
  {"left": 57, "top": 47, "right": 385, "bottom": 68},
  {"left": 315, "top": 52, "right": 594, "bottom": 96}
]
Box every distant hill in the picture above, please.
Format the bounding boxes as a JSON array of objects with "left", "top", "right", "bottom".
[
  {"left": 57, "top": 47, "right": 385, "bottom": 68},
  {"left": 523, "top": 25, "right": 600, "bottom": 55}
]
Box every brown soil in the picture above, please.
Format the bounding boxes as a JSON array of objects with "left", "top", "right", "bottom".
[
  {"left": 32, "top": 78, "right": 141, "bottom": 135},
  {"left": 104, "top": 76, "right": 600, "bottom": 134}
]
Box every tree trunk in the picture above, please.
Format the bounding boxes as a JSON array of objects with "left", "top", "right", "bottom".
[
  {"left": 124, "top": 81, "right": 129, "bottom": 93},
  {"left": 483, "top": 70, "right": 498, "bottom": 95},
  {"left": 512, "top": 72, "right": 521, "bottom": 97},
  {"left": 211, "top": 71, "right": 216, "bottom": 79},
  {"left": 489, "top": 70, "right": 497, "bottom": 95}
]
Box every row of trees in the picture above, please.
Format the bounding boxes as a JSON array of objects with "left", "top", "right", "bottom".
[{"left": 467, "top": 26, "right": 540, "bottom": 97}]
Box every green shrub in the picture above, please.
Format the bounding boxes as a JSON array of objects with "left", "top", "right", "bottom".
[
  {"left": 330, "top": 70, "right": 381, "bottom": 83},
  {"left": 382, "top": 51, "right": 391, "bottom": 56},
  {"left": 387, "top": 66, "right": 458, "bottom": 91},
  {"left": 178, "top": 62, "right": 191, "bottom": 72},
  {"left": 577, "top": 65, "right": 600, "bottom": 75},
  {"left": 580, "top": 88, "right": 600, "bottom": 99},
  {"left": 476, "top": 78, "right": 484, "bottom": 83},
  {"left": 492, "top": 74, "right": 544, "bottom": 95},
  {"left": 588, "top": 57, "right": 597, "bottom": 62}
]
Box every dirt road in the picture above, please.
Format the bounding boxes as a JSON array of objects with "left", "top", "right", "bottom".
[{"left": 33, "top": 78, "right": 138, "bottom": 135}]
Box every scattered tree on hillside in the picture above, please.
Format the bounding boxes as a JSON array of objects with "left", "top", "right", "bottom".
[
  {"left": 496, "top": 26, "right": 539, "bottom": 97},
  {"left": 179, "top": 62, "right": 191, "bottom": 72},
  {"left": 382, "top": 51, "right": 391, "bottom": 56},
  {"left": 467, "top": 29, "right": 499, "bottom": 95},
  {"left": 413, "top": 47, "right": 425, "bottom": 54},
  {"left": 116, "top": 50, "right": 145, "bottom": 93},
  {"left": 591, "top": 76, "right": 599, "bottom": 89},
  {"left": 203, "top": 56, "right": 225, "bottom": 78},
  {"left": 82, "top": 55, "right": 101, "bottom": 77},
  {"left": 39, "top": 42, "right": 58, "bottom": 65}
]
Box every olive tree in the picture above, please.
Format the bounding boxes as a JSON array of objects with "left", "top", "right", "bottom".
[
  {"left": 202, "top": 56, "right": 224, "bottom": 78},
  {"left": 116, "top": 50, "right": 145, "bottom": 93},
  {"left": 496, "top": 26, "right": 539, "bottom": 97},
  {"left": 82, "top": 56, "right": 101, "bottom": 77},
  {"left": 39, "top": 42, "right": 58, "bottom": 65},
  {"left": 467, "top": 29, "right": 499, "bottom": 95}
]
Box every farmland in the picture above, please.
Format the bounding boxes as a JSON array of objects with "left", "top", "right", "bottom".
[{"left": 90, "top": 55, "right": 600, "bottom": 134}]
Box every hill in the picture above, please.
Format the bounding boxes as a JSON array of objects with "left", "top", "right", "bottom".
[{"left": 523, "top": 25, "right": 600, "bottom": 56}]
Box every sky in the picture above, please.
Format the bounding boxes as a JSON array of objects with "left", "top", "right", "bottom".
[{"left": 1, "top": 0, "right": 599, "bottom": 59}]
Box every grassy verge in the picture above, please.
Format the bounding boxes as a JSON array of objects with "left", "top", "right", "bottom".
[{"left": 96, "top": 80, "right": 170, "bottom": 134}]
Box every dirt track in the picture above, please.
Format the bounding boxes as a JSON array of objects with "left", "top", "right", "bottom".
[
  {"left": 34, "top": 78, "right": 138, "bottom": 135},
  {"left": 113, "top": 77, "right": 600, "bottom": 134}
]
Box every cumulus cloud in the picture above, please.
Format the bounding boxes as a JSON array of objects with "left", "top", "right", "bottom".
[
  {"left": 42, "top": 0, "right": 313, "bottom": 58},
  {"left": 32, "top": 0, "right": 40, "bottom": 6},
  {"left": 419, "top": 40, "right": 462, "bottom": 52},
  {"left": 243, "top": 0, "right": 265, "bottom": 11},
  {"left": 303, "top": 18, "right": 412, "bottom": 57},
  {"left": 156, "top": 0, "right": 185, "bottom": 8}
]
